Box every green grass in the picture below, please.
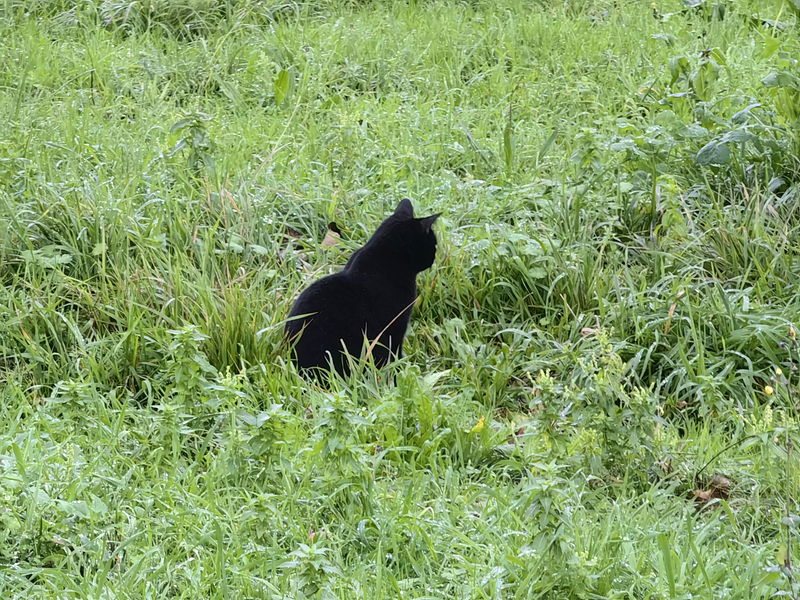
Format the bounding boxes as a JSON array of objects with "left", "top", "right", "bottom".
[{"left": 2, "top": 0, "right": 800, "bottom": 597}]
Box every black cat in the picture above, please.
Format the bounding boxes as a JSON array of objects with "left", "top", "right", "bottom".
[{"left": 285, "top": 198, "right": 440, "bottom": 377}]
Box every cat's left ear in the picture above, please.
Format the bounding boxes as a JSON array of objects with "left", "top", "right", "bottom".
[
  {"left": 394, "top": 198, "right": 414, "bottom": 219},
  {"left": 419, "top": 213, "right": 441, "bottom": 233}
]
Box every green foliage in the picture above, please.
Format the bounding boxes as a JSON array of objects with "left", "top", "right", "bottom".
[{"left": 1, "top": 0, "right": 800, "bottom": 598}]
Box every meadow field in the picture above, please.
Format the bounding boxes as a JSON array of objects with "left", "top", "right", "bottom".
[{"left": 1, "top": 0, "right": 800, "bottom": 597}]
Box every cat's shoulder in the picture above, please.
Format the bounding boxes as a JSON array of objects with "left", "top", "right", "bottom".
[{"left": 294, "top": 269, "right": 359, "bottom": 302}]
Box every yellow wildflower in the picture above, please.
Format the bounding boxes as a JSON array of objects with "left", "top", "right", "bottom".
[{"left": 469, "top": 416, "right": 487, "bottom": 435}]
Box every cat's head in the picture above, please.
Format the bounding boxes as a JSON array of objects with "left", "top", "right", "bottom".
[{"left": 369, "top": 198, "right": 440, "bottom": 273}]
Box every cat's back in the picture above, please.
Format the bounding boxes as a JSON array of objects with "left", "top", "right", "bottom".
[
  {"left": 285, "top": 270, "right": 370, "bottom": 373},
  {"left": 287, "top": 270, "right": 363, "bottom": 319}
]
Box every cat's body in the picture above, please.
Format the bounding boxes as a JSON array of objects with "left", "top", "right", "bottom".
[{"left": 285, "top": 199, "right": 439, "bottom": 377}]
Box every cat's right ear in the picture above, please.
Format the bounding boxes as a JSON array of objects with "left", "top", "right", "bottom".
[
  {"left": 394, "top": 198, "right": 414, "bottom": 219},
  {"left": 419, "top": 213, "right": 441, "bottom": 233}
]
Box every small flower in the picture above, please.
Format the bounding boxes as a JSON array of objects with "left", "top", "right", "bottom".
[
  {"left": 764, "top": 385, "right": 774, "bottom": 396},
  {"left": 651, "top": 2, "right": 657, "bottom": 8},
  {"left": 790, "top": 326, "right": 797, "bottom": 341},
  {"left": 469, "top": 416, "right": 487, "bottom": 435},
  {"left": 775, "top": 367, "right": 783, "bottom": 376}
]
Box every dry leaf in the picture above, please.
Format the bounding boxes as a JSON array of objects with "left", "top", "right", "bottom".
[
  {"left": 692, "top": 474, "right": 731, "bottom": 508},
  {"left": 693, "top": 489, "right": 713, "bottom": 503},
  {"left": 507, "top": 426, "right": 527, "bottom": 444},
  {"left": 664, "top": 302, "right": 677, "bottom": 334},
  {"left": 709, "top": 474, "right": 731, "bottom": 497},
  {"left": 664, "top": 290, "right": 684, "bottom": 334},
  {"left": 284, "top": 226, "right": 303, "bottom": 239},
  {"left": 222, "top": 187, "right": 239, "bottom": 211},
  {"left": 322, "top": 222, "right": 341, "bottom": 247}
]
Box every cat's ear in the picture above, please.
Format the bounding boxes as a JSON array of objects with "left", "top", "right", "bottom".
[
  {"left": 419, "top": 213, "right": 441, "bottom": 233},
  {"left": 394, "top": 198, "right": 414, "bottom": 219}
]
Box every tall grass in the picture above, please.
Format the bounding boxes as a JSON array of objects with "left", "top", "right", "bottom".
[{"left": 1, "top": 0, "right": 799, "bottom": 597}]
